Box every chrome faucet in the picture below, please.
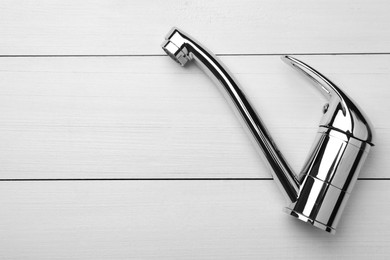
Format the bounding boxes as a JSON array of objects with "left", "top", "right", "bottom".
[{"left": 162, "top": 27, "right": 374, "bottom": 234}]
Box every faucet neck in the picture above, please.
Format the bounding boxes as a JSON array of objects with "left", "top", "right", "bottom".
[{"left": 162, "top": 28, "right": 300, "bottom": 202}]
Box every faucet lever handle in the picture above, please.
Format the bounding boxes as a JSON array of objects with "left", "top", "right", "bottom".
[
  {"left": 282, "top": 55, "right": 374, "bottom": 144},
  {"left": 282, "top": 55, "right": 341, "bottom": 100}
]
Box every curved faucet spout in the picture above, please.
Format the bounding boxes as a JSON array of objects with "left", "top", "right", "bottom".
[{"left": 162, "top": 27, "right": 300, "bottom": 202}]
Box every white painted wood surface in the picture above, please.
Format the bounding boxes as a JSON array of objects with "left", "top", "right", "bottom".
[
  {"left": 0, "top": 55, "right": 388, "bottom": 179},
  {"left": 1, "top": 0, "right": 389, "bottom": 55},
  {"left": 1, "top": 1, "right": 390, "bottom": 259},
  {"left": 0, "top": 181, "right": 389, "bottom": 259}
]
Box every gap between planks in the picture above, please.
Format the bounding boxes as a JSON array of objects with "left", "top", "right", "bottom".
[
  {"left": 0, "top": 178, "right": 388, "bottom": 181},
  {"left": 1, "top": 53, "right": 390, "bottom": 58}
]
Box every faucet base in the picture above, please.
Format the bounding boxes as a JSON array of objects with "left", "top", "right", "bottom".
[
  {"left": 282, "top": 175, "right": 350, "bottom": 235},
  {"left": 283, "top": 207, "right": 336, "bottom": 234}
]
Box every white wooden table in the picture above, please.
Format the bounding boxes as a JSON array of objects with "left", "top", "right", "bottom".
[{"left": 1, "top": 1, "right": 389, "bottom": 259}]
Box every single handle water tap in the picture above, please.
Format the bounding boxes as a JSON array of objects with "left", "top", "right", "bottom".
[{"left": 162, "top": 27, "right": 375, "bottom": 234}]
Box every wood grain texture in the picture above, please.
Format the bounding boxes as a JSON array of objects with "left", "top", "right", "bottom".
[
  {"left": 0, "top": 55, "right": 387, "bottom": 179},
  {"left": 1, "top": 0, "right": 390, "bottom": 55},
  {"left": 0, "top": 181, "right": 389, "bottom": 259}
]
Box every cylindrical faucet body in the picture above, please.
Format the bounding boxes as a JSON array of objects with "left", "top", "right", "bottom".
[{"left": 285, "top": 127, "right": 371, "bottom": 233}]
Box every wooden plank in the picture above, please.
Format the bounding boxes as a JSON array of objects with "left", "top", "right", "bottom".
[
  {"left": 0, "top": 55, "right": 387, "bottom": 179},
  {"left": 1, "top": 0, "right": 390, "bottom": 55},
  {"left": 0, "top": 180, "right": 388, "bottom": 259}
]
